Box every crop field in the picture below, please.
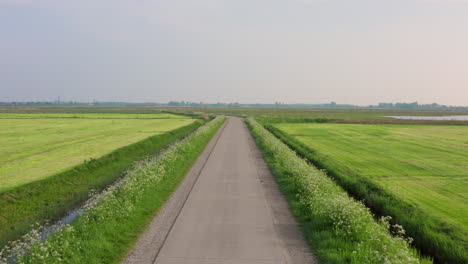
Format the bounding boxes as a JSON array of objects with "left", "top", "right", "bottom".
[
  {"left": 273, "top": 122, "right": 468, "bottom": 262},
  {"left": 0, "top": 113, "right": 194, "bottom": 192}
]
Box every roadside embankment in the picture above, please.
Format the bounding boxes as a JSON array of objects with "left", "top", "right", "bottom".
[
  {"left": 264, "top": 123, "right": 467, "bottom": 264},
  {"left": 246, "top": 118, "right": 432, "bottom": 264},
  {"left": 0, "top": 120, "right": 203, "bottom": 249},
  {"left": 0, "top": 117, "right": 225, "bottom": 264}
]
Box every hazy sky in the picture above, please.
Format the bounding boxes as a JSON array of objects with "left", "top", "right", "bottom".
[{"left": 1, "top": 0, "right": 467, "bottom": 105}]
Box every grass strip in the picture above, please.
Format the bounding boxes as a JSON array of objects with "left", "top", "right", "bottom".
[
  {"left": 265, "top": 124, "right": 467, "bottom": 264},
  {"left": 0, "top": 117, "right": 225, "bottom": 264},
  {"left": 246, "top": 118, "right": 431, "bottom": 264},
  {"left": 0, "top": 120, "right": 203, "bottom": 249}
]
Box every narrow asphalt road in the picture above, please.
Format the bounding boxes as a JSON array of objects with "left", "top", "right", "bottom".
[{"left": 124, "top": 117, "right": 316, "bottom": 264}]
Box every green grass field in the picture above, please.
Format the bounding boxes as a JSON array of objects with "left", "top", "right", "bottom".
[
  {"left": 2, "top": 117, "right": 225, "bottom": 264},
  {"left": 275, "top": 123, "right": 468, "bottom": 233},
  {"left": 271, "top": 122, "right": 468, "bottom": 262},
  {"left": 167, "top": 107, "right": 468, "bottom": 121},
  {"left": 248, "top": 119, "right": 430, "bottom": 264},
  {"left": 0, "top": 113, "right": 188, "bottom": 119},
  {"left": 0, "top": 113, "right": 194, "bottom": 192},
  {"left": 3, "top": 106, "right": 468, "bottom": 122}
]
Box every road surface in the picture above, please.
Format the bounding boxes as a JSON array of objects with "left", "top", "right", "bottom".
[{"left": 124, "top": 117, "right": 316, "bottom": 264}]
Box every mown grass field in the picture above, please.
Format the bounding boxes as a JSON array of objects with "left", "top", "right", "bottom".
[
  {"left": 0, "top": 113, "right": 187, "bottom": 119},
  {"left": 1, "top": 117, "right": 225, "bottom": 264},
  {"left": 275, "top": 123, "right": 468, "bottom": 231},
  {"left": 3, "top": 106, "right": 468, "bottom": 122},
  {"left": 168, "top": 107, "right": 468, "bottom": 122},
  {"left": 1, "top": 106, "right": 467, "bottom": 263},
  {"left": 248, "top": 119, "right": 431, "bottom": 264},
  {"left": 273, "top": 122, "right": 468, "bottom": 263},
  {"left": 0, "top": 113, "right": 202, "bottom": 249},
  {"left": 0, "top": 113, "right": 194, "bottom": 192}
]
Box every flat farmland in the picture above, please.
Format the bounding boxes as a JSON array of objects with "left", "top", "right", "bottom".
[
  {"left": 0, "top": 113, "right": 194, "bottom": 192},
  {"left": 274, "top": 123, "right": 468, "bottom": 233}
]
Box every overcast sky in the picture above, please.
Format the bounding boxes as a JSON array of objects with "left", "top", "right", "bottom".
[{"left": 1, "top": 0, "right": 467, "bottom": 105}]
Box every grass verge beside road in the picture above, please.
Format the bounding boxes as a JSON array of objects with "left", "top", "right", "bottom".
[
  {"left": 247, "top": 118, "right": 430, "bottom": 264},
  {"left": 0, "top": 117, "right": 225, "bottom": 264},
  {"left": 0, "top": 120, "right": 203, "bottom": 249},
  {"left": 267, "top": 123, "right": 467, "bottom": 264}
]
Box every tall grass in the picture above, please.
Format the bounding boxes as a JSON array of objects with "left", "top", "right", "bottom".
[
  {"left": 265, "top": 124, "right": 467, "bottom": 264},
  {"left": 246, "top": 118, "right": 431, "bottom": 264},
  {"left": 0, "top": 117, "right": 225, "bottom": 264}
]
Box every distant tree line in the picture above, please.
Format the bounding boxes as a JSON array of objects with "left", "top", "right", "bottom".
[
  {"left": 373, "top": 102, "right": 468, "bottom": 110},
  {"left": 1, "top": 100, "right": 467, "bottom": 110},
  {"left": 0, "top": 101, "right": 85, "bottom": 106}
]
